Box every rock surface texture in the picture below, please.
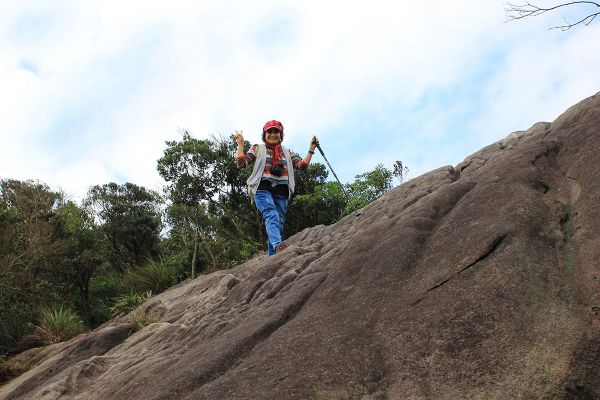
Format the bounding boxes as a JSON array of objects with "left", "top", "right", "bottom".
[{"left": 2, "top": 93, "right": 600, "bottom": 399}]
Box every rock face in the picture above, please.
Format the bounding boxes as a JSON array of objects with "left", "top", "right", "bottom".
[{"left": 2, "top": 93, "right": 600, "bottom": 400}]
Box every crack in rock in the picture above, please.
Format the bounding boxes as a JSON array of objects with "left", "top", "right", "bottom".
[{"left": 413, "top": 234, "right": 509, "bottom": 305}]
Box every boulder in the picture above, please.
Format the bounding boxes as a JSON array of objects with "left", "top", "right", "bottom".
[{"left": 2, "top": 92, "right": 599, "bottom": 399}]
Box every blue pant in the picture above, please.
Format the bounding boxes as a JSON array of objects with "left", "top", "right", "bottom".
[{"left": 254, "top": 190, "right": 288, "bottom": 256}]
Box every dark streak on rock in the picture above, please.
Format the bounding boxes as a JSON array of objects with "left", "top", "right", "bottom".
[
  {"left": 532, "top": 143, "right": 561, "bottom": 167},
  {"left": 425, "top": 234, "right": 508, "bottom": 295},
  {"left": 411, "top": 297, "right": 424, "bottom": 306},
  {"left": 534, "top": 180, "right": 550, "bottom": 194}
]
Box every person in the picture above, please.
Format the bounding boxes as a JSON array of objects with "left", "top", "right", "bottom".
[{"left": 235, "top": 120, "right": 318, "bottom": 256}]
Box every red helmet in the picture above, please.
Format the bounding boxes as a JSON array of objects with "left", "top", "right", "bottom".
[
  {"left": 262, "top": 120, "right": 284, "bottom": 142},
  {"left": 262, "top": 120, "right": 284, "bottom": 133}
]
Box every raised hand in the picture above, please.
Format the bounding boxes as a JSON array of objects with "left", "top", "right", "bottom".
[
  {"left": 234, "top": 130, "right": 244, "bottom": 145},
  {"left": 310, "top": 135, "right": 319, "bottom": 151}
]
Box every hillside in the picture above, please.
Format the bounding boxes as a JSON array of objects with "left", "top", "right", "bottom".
[{"left": 1, "top": 92, "right": 599, "bottom": 400}]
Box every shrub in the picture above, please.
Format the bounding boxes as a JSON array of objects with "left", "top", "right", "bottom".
[
  {"left": 76, "top": 271, "right": 124, "bottom": 328},
  {"left": 0, "top": 357, "right": 20, "bottom": 385},
  {"left": 89, "top": 272, "right": 122, "bottom": 300},
  {"left": 74, "top": 296, "right": 112, "bottom": 329},
  {"left": 34, "top": 307, "right": 87, "bottom": 345},
  {"left": 110, "top": 291, "right": 152, "bottom": 318},
  {"left": 0, "top": 292, "right": 37, "bottom": 356},
  {"left": 122, "top": 259, "right": 175, "bottom": 295},
  {"left": 0, "top": 352, "right": 30, "bottom": 385},
  {"left": 128, "top": 307, "right": 158, "bottom": 332}
]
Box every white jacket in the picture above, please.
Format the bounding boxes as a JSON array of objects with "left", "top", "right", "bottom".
[{"left": 246, "top": 144, "right": 296, "bottom": 200}]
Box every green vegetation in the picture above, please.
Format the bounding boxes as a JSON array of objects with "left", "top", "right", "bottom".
[
  {"left": 34, "top": 307, "right": 87, "bottom": 345},
  {"left": 123, "top": 259, "right": 176, "bottom": 295},
  {"left": 0, "top": 132, "right": 404, "bottom": 360},
  {"left": 127, "top": 307, "right": 159, "bottom": 332},
  {"left": 110, "top": 292, "right": 153, "bottom": 318}
]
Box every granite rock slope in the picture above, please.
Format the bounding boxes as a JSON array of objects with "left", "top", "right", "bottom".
[{"left": 1, "top": 92, "right": 599, "bottom": 400}]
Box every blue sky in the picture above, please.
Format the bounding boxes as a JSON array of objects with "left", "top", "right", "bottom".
[{"left": 1, "top": 1, "right": 600, "bottom": 201}]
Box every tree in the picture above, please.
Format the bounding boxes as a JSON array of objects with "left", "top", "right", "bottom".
[
  {"left": 284, "top": 163, "right": 333, "bottom": 235},
  {"left": 288, "top": 163, "right": 397, "bottom": 234},
  {"left": 157, "top": 131, "right": 398, "bottom": 276},
  {"left": 286, "top": 181, "right": 347, "bottom": 236},
  {"left": 505, "top": 1, "right": 600, "bottom": 30},
  {"left": 0, "top": 179, "right": 66, "bottom": 292},
  {"left": 347, "top": 164, "right": 394, "bottom": 212},
  {"left": 165, "top": 202, "right": 217, "bottom": 277},
  {"left": 293, "top": 163, "right": 329, "bottom": 195},
  {"left": 53, "top": 201, "right": 104, "bottom": 304},
  {"left": 0, "top": 179, "right": 77, "bottom": 354},
  {"left": 158, "top": 131, "right": 262, "bottom": 277},
  {"left": 393, "top": 160, "right": 410, "bottom": 185},
  {"left": 83, "top": 182, "right": 163, "bottom": 273}
]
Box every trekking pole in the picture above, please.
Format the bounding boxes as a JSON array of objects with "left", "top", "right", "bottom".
[{"left": 313, "top": 140, "right": 359, "bottom": 214}]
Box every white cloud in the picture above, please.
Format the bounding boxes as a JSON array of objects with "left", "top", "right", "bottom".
[
  {"left": 1, "top": 0, "right": 599, "bottom": 199},
  {"left": 470, "top": 23, "right": 600, "bottom": 143}
]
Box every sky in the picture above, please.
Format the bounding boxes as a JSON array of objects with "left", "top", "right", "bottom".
[{"left": 1, "top": 0, "right": 600, "bottom": 202}]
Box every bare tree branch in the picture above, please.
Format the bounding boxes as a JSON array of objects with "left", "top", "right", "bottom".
[
  {"left": 505, "top": 1, "right": 600, "bottom": 30},
  {"left": 554, "top": 10, "right": 599, "bottom": 29}
]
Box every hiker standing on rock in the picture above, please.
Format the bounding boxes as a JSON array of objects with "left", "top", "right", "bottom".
[{"left": 235, "top": 120, "right": 318, "bottom": 256}]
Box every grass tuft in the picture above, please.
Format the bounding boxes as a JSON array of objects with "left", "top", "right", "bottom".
[
  {"left": 128, "top": 307, "right": 158, "bottom": 332},
  {"left": 123, "top": 259, "right": 175, "bottom": 295},
  {"left": 110, "top": 291, "right": 152, "bottom": 318},
  {"left": 34, "top": 307, "right": 87, "bottom": 345}
]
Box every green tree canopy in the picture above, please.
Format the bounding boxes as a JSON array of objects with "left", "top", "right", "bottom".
[
  {"left": 346, "top": 164, "right": 394, "bottom": 212},
  {"left": 83, "top": 182, "right": 163, "bottom": 273},
  {"left": 0, "top": 179, "right": 75, "bottom": 354},
  {"left": 158, "top": 132, "right": 265, "bottom": 276},
  {"left": 0, "top": 179, "right": 66, "bottom": 291},
  {"left": 52, "top": 201, "right": 104, "bottom": 304}
]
